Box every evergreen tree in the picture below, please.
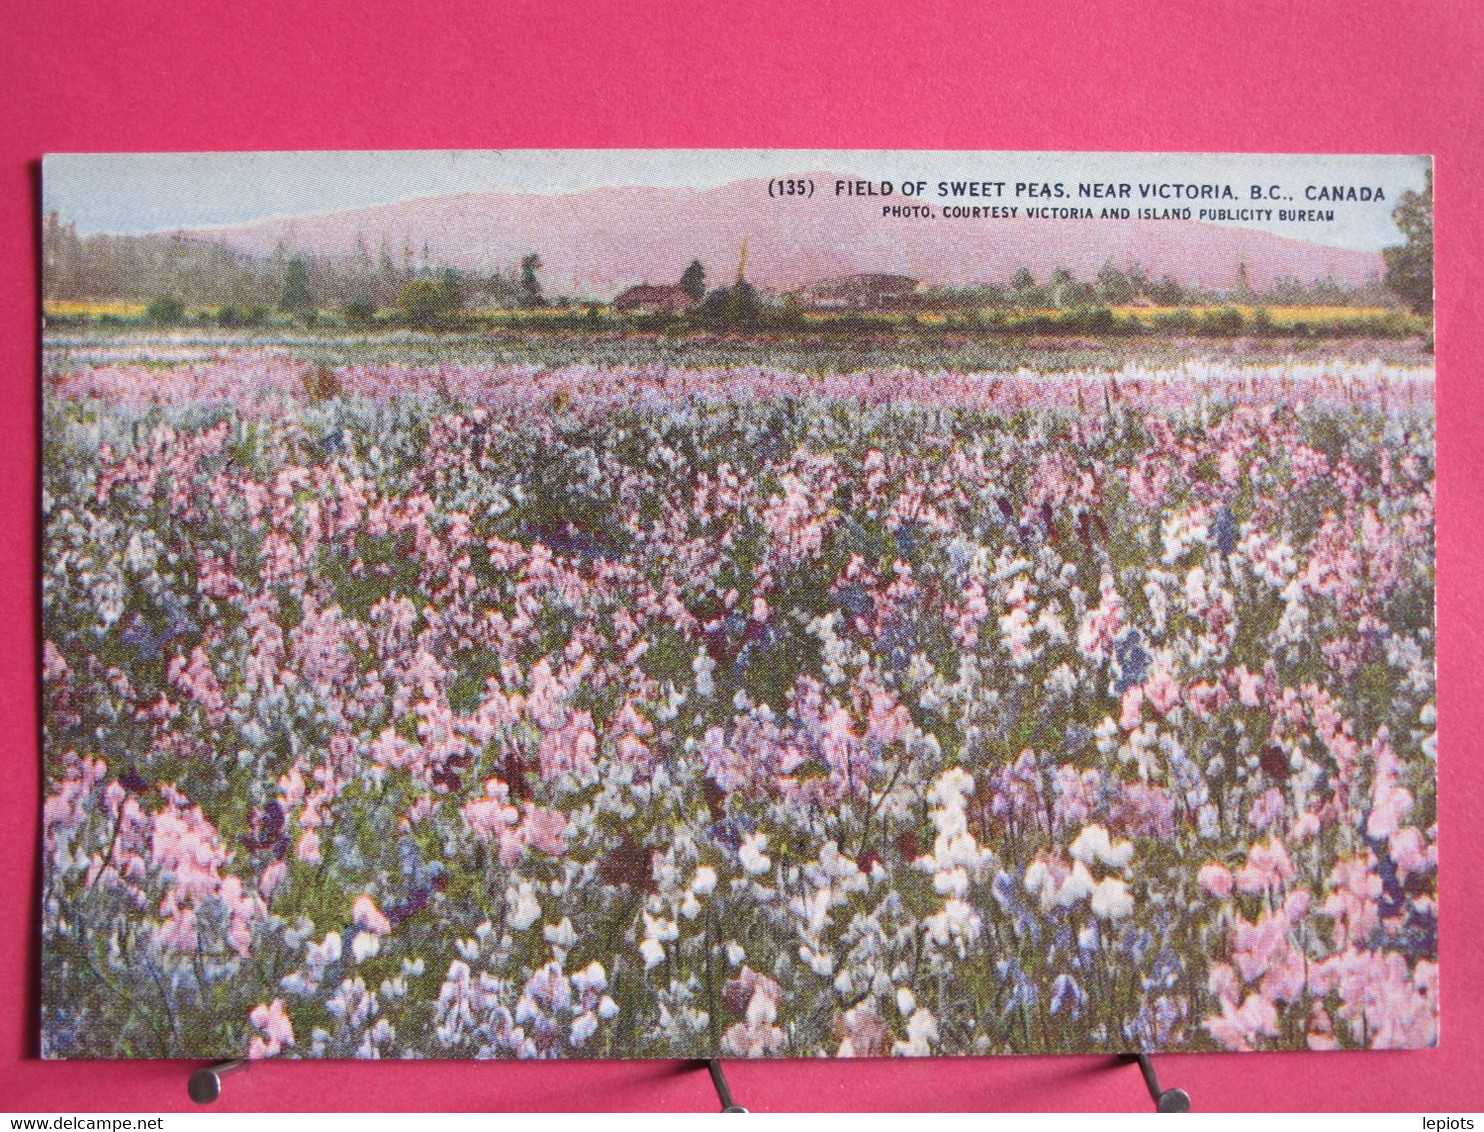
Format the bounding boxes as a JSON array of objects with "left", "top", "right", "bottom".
[
  {"left": 1232, "top": 259, "right": 1253, "bottom": 303},
  {"left": 679, "top": 260, "right": 706, "bottom": 302},
  {"left": 278, "top": 256, "right": 314, "bottom": 313},
  {"left": 1383, "top": 168, "right": 1433, "bottom": 314},
  {"left": 520, "top": 253, "right": 545, "bottom": 308},
  {"left": 1097, "top": 259, "right": 1134, "bottom": 305},
  {"left": 437, "top": 267, "right": 466, "bottom": 315}
]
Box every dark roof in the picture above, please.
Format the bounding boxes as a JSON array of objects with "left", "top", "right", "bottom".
[
  {"left": 807, "top": 273, "right": 919, "bottom": 298},
  {"left": 614, "top": 284, "right": 692, "bottom": 304}
]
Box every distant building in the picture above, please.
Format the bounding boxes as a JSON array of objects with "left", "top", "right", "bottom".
[
  {"left": 803, "top": 273, "right": 920, "bottom": 311},
  {"left": 613, "top": 284, "right": 697, "bottom": 315}
]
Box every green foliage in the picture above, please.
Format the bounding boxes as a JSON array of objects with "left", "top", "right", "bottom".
[
  {"left": 1196, "top": 307, "right": 1246, "bottom": 337},
  {"left": 1097, "top": 259, "right": 1134, "bottom": 305},
  {"left": 696, "top": 281, "right": 762, "bottom": 327},
  {"left": 1383, "top": 168, "right": 1434, "bottom": 315},
  {"left": 520, "top": 253, "right": 545, "bottom": 308},
  {"left": 1146, "top": 275, "right": 1186, "bottom": 306},
  {"left": 278, "top": 256, "right": 315, "bottom": 314},
  {"left": 679, "top": 259, "right": 707, "bottom": 303},
  {"left": 436, "top": 267, "right": 465, "bottom": 315},
  {"left": 342, "top": 296, "right": 378, "bottom": 328},
  {"left": 146, "top": 295, "right": 185, "bottom": 325},
  {"left": 396, "top": 278, "right": 460, "bottom": 329}
]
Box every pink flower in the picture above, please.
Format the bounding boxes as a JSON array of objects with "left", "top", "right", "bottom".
[
  {"left": 1232, "top": 666, "right": 1262, "bottom": 708},
  {"left": 157, "top": 905, "right": 199, "bottom": 953},
  {"left": 1260, "top": 945, "right": 1307, "bottom": 1003},
  {"left": 1289, "top": 810, "right": 1321, "bottom": 843},
  {"left": 1119, "top": 686, "right": 1144, "bottom": 731},
  {"left": 1185, "top": 679, "right": 1230, "bottom": 719},
  {"left": 352, "top": 894, "right": 391, "bottom": 935},
  {"left": 1235, "top": 838, "right": 1296, "bottom": 894},
  {"left": 247, "top": 999, "right": 295, "bottom": 1058},
  {"left": 1366, "top": 728, "right": 1414, "bottom": 840},
  {"left": 1208, "top": 962, "right": 1241, "bottom": 1004},
  {"left": 837, "top": 1002, "right": 890, "bottom": 1057},
  {"left": 722, "top": 967, "right": 786, "bottom": 1057},
  {"left": 1198, "top": 863, "right": 1234, "bottom": 897},
  {"left": 523, "top": 805, "right": 568, "bottom": 856},
  {"left": 1285, "top": 890, "right": 1313, "bottom": 925},
  {"left": 1390, "top": 826, "right": 1433, "bottom": 881},
  {"left": 259, "top": 861, "right": 288, "bottom": 901},
  {"left": 1306, "top": 1001, "right": 1338, "bottom": 1051},
  {"left": 1321, "top": 856, "right": 1385, "bottom": 946},
  {"left": 1203, "top": 993, "right": 1280, "bottom": 1051},
  {"left": 1143, "top": 668, "right": 1181, "bottom": 717},
  {"left": 1232, "top": 912, "right": 1291, "bottom": 983}
]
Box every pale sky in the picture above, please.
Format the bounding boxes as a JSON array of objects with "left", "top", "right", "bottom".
[{"left": 43, "top": 149, "right": 1430, "bottom": 251}]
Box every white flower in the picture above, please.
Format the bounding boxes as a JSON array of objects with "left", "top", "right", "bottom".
[
  {"left": 569, "top": 1011, "right": 598, "bottom": 1047},
  {"left": 642, "top": 913, "right": 678, "bottom": 943},
  {"left": 573, "top": 961, "right": 607, "bottom": 995},
  {"left": 691, "top": 866, "right": 718, "bottom": 896},
  {"left": 543, "top": 917, "right": 577, "bottom": 948},
  {"left": 1069, "top": 825, "right": 1134, "bottom": 870},
  {"left": 638, "top": 938, "right": 666, "bottom": 969},
  {"left": 1050, "top": 860, "right": 1096, "bottom": 909},
  {"left": 1091, "top": 877, "right": 1134, "bottom": 920},
  {"left": 893, "top": 1008, "right": 939, "bottom": 1056},
  {"left": 692, "top": 649, "right": 716, "bottom": 697},
  {"left": 1198, "top": 804, "right": 1220, "bottom": 838},
  {"left": 380, "top": 976, "right": 407, "bottom": 1001},
  {"left": 350, "top": 930, "right": 381, "bottom": 963},
  {"left": 308, "top": 931, "right": 342, "bottom": 965},
  {"left": 1024, "top": 860, "right": 1048, "bottom": 895},
  {"left": 800, "top": 945, "right": 835, "bottom": 977},
  {"left": 739, "top": 832, "right": 771, "bottom": 876},
  {"left": 942, "top": 898, "right": 982, "bottom": 939},
  {"left": 933, "top": 865, "right": 970, "bottom": 897},
  {"left": 745, "top": 987, "right": 777, "bottom": 1025},
  {"left": 508, "top": 884, "right": 541, "bottom": 930}
]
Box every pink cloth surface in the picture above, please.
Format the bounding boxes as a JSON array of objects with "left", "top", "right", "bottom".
[{"left": 2, "top": 0, "right": 1481, "bottom": 1112}]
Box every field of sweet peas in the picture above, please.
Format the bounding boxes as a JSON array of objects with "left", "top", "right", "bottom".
[{"left": 41, "top": 346, "right": 1437, "bottom": 1059}]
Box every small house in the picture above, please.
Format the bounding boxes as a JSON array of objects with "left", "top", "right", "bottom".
[
  {"left": 804, "top": 273, "right": 920, "bottom": 311},
  {"left": 613, "top": 284, "right": 697, "bottom": 315}
]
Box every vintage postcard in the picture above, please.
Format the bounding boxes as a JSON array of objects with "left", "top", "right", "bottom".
[{"left": 40, "top": 150, "right": 1436, "bottom": 1059}]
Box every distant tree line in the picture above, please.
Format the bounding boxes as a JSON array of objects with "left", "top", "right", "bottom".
[
  {"left": 918, "top": 259, "right": 1402, "bottom": 313},
  {"left": 41, "top": 214, "right": 546, "bottom": 323}
]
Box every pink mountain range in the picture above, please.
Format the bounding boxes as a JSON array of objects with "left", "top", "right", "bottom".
[{"left": 184, "top": 173, "right": 1384, "bottom": 298}]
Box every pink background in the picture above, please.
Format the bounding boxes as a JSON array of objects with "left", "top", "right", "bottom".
[{"left": 3, "top": 0, "right": 1481, "bottom": 1112}]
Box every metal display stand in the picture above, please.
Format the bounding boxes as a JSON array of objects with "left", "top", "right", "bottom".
[
  {"left": 187, "top": 1059, "right": 247, "bottom": 1104},
  {"left": 705, "top": 1058, "right": 748, "bottom": 1113},
  {"left": 188, "top": 1051, "right": 1190, "bottom": 1111},
  {"left": 1125, "top": 1052, "right": 1193, "bottom": 1113}
]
